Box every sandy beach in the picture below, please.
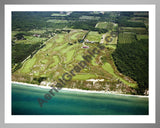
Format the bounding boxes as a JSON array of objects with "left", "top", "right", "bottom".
[{"left": 12, "top": 81, "right": 148, "bottom": 98}]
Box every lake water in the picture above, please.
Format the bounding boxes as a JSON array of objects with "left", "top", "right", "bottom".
[{"left": 12, "top": 83, "right": 148, "bottom": 115}]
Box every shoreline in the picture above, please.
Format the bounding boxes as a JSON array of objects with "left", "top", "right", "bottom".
[{"left": 12, "top": 81, "right": 149, "bottom": 98}]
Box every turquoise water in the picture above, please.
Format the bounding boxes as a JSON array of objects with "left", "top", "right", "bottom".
[{"left": 12, "top": 83, "right": 148, "bottom": 115}]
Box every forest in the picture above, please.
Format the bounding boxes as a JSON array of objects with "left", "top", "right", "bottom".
[{"left": 112, "top": 39, "right": 148, "bottom": 94}]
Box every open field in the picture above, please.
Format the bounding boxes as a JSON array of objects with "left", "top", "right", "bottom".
[
  {"left": 29, "top": 29, "right": 47, "bottom": 34},
  {"left": 79, "top": 16, "right": 100, "bottom": 20},
  {"left": 95, "top": 22, "right": 108, "bottom": 29},
  {"left": 46, "top": 20, "right": 68, "bottom": 23},
  {"left": 72, "top": 74, "right": 97, "bottom": 80},
  {"left": 134, "top": 12, "right": 148, "bottom": 16},
  {"left": 85, "top": 31, "right": 103, "bottom": 42},
  {"left": 51, "top": 13, "right": 68, "bottom": 16},
  {"left": 70, "top": 30, "right": 88, "bottom": 41},
  {"left": 15, "top": 36, "right": 47, "bottom": 44},
  {"left": 95, "top": 22, "right": 118, "bottom": 31},
  {"left": 128, "top": 17, "right": 148, "bottom": 26}
]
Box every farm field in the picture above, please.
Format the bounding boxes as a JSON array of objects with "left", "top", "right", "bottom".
[
  {"left": 119, "top": 27, "right": 148, "bottom": 34},
  {"left": 128, "top": 17, "right": 148, "bottom": 26},
  {"left": 136, "top": 34, "right": 148, "bottom": 40},
  {"left": 118, "top": 32, "right": 137, "bottom": 44}
]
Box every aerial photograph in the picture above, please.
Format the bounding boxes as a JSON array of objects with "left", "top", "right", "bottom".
[{"left": 11, "top": 11, "right": 149, "bottom": 115}]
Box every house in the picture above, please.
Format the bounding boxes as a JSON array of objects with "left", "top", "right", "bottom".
[
  {"left": 82, "top": 46, "right": 89, "bottom": 49},
  {"left": 33, "top": 34, "right": 40, "bottom": 37}
]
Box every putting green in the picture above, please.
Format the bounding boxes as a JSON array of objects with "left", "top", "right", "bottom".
[{"left": 61, "top": 44, "right": 78, "bottom": 54}]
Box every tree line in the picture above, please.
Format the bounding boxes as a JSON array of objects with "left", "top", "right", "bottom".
[{"left": 112, "top": 39, "right": 148, "bottom": 94}]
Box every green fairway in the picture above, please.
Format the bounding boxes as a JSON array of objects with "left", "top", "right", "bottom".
[
  {"left": 20, "top": 56, "right": 37, "bottom": 73},
  {"left": 70, "top": 32, "right": 83, "bottom": 40},
  {"left": 75, "top": 54, "right": 83, "bottom": 61},
  {"left": 106, "top": 44, "right": 117, "bottom": 49},
  {"left": 49, "top": 56, "right": 59, "bottom": 68},
  {"left": 61, "top": 44, "right": 76, "bottom": 54},
  {"left": 72, "top": 74, "right": 97, "bottom": 80},
  {"left": 56, "top": 34, "right": 65, "bottom": 43},
  {"left": 102, "top": 63, "right": 137, "bottom": 88},
  {"left": 64, "top": 49, "right": 75, "bottom": 64},
  {"left": 53, "top": 43, "right": 68, "bottom": 51},
  {"left": 69, "top": 30, "right": 88, "bottom": 42},
  {"left": 95, "top": 22, "right": 108, "bottom": 29},
  {"left": 41, "top": 41, "right": 53, "bottom": 52}
]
